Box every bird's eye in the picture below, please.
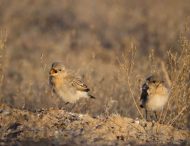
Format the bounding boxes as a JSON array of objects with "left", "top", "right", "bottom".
[{"left": 58, "top": 69, "right": 62, "bottom": 72}]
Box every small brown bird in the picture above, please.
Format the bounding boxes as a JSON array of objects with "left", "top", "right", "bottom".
[
  {"left": 140, "top": 75, "right": 169, "bottom": 121},
  {"left": 49, "top": 62, "right": 95, "bottom": 103}
]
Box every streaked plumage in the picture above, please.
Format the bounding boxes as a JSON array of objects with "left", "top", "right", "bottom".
[{"left": 49, "top": 62, "right": 95, "bottom": 103}]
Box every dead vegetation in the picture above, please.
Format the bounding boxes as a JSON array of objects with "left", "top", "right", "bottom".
[{"left": 0, "top": 0, "right": 190, "bottom": 145}]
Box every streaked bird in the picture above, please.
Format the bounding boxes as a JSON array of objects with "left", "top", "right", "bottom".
[
  {"left": 49, "top": 62, "right": 95, "bottom": 104},
  {"left": 140, "top": 75, "right": 169, "bottom": 121}
]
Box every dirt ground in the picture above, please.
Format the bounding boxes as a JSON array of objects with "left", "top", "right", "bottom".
[
  {"left": 0, "top": 1, "right": 190, "bottom": 145},
  {"left": 0, "top": 0, "right": 190, "bottom": 129},
  {"left": 0, "top": 104, "right": 189, "bottom": 146}
]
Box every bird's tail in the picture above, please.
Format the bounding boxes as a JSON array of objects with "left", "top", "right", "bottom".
[{"left": 89, "top": 94, "right": 96, "bottom": 99}]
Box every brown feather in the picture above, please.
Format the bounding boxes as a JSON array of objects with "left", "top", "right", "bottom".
[{"left": 71, "top": 78, "right": 90, "bottom": 92}]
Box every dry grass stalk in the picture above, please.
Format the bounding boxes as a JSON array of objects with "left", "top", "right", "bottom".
[
  {"left": 0, "top": 28, "right": 7, "bottom": 96},
  {"left": 161, "top": 30, "right": 190, "bottom": 127},
  {"left": 119, "top": 43, "right": 144, "bottom": 119},
  {"left": 160, "top": 61, "right": 171, "bottom": 87},
  {"left": 40, "top": 48, "right": 48, "bottom": 72},
  {"left": 168, "top": 106, "right": 188, "bottom": 126}
]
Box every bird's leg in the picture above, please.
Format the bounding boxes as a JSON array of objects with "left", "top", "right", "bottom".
[
  {"left": 145, "top": 108, "right": 148, "bottom": 121},
  {"left": 154, "top": 111, "right": 158, "bottom": 122},
  {"left": 59, "top": 102, "right": 69, "bottom": 110},
  {"left": 150, "top": 111, "right": 158, "bottom": 122},
  {"left": 51, "top": 88, "right": 54, "bottom": 97}
]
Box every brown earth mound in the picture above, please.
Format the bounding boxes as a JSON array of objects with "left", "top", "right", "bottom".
[{"left": 0, "top": 104, "right": 189, "bottom": 146}]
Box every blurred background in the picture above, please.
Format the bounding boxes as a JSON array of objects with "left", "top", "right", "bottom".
[{"left": 0, "top": 0, "right": 189, "bottom": 129}]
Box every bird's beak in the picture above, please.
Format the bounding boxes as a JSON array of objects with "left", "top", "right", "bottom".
[{"left": 49, "top": 69, "right": 57, "bottom": 75}]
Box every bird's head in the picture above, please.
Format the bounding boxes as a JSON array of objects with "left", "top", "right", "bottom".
[
  {"left": 145, "top": 75, "right": 164, "bottom": 86},
  {"left": 49, "top": 62, "right": 67, "bottom": 77}
]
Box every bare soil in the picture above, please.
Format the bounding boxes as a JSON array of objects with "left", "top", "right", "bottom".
[{"left": 0, "top": 104, "right": 189, "bottom": 146}]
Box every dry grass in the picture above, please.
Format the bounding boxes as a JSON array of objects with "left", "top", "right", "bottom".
[
  {"left": 0, "top": 28, "right": 7, "bottom": 100},
  {"left": 163, "top": 28, "right": 190, "bottom": 128},
  {"left": 0, "top": 0, "right": 189, "bottom": 132},
  {"left": 118, "top": 43, "right": 143, "bottom": 119}
]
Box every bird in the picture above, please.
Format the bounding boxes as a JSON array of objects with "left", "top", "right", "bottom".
[
  {"left": 49, "top": 62, "right": 95, "bottom": 104},
  {"left": 139, "top": 75, "right": 169, "bottom": 121}
]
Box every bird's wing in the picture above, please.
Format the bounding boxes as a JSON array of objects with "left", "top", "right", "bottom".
[{"left": 71, "top": 78, "right": 90, "bottom": 92}]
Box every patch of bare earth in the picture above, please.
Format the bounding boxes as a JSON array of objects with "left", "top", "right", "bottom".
[{"left": 0, "top": 104, "right": 189, "bottom": 146}]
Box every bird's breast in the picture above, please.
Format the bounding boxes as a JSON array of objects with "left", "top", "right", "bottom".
[{"left": 146, "top": 94, "right": 169, "bottom": 111}]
